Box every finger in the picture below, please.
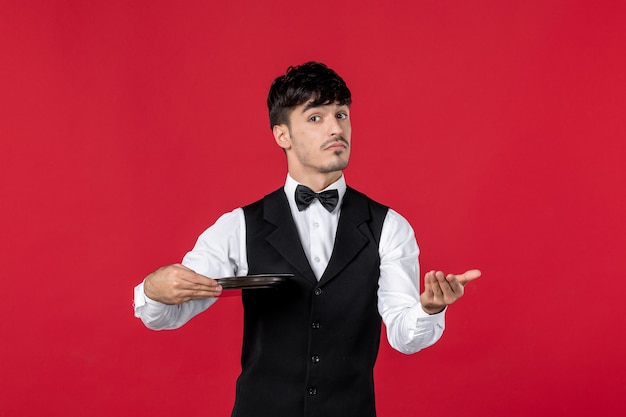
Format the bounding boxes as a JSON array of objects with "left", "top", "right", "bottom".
[
  {"left": 167, "top": 268, "right": 221, "bottom": 295},
  {"left": 430, "top": 271, "right": 445, "bottom": 297},
  {"left": 443, "top": 274, "right": 464, "bottom": 295},
  {"left": 184, "top": 275, "right": 221, "bottom": 288},
  {"left": 456, "top": 269, "right": 482, "bottom": 286},
  {"left": 178, "top": 287, "right": 223, "bottom": 301},
  {"left": 184, "top": 278, "right": 222, "bottom": 294},
  {"left": 422, "top": 271, "right": 437, "bottom": 295}
]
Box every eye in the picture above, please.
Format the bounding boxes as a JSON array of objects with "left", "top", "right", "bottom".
[
  {"left": 336, "top": 112, "right": 348, "bottom": 120},
  {"left": 309, "top": 115, "right": 321, "bottom": 122}
]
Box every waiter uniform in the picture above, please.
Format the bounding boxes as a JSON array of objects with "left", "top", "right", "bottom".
[{"left": 233, "top": 185, "right": 387, "bottom": 417}]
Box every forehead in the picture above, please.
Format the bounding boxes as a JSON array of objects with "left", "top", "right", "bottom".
[{"left": 298, "top": 100, "right": 350, "bottom": 113}]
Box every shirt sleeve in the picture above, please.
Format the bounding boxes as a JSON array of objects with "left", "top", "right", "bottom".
[
  {"left": 133, "top": 208, "right": 248, "bottom": 330},
  {"left": 377, "top": 209, "right": 445, "bottom": 354}
]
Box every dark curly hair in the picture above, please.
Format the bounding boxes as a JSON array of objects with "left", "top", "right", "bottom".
[{"left": 267, "top": 62, "right": 352, "bottom": 129}]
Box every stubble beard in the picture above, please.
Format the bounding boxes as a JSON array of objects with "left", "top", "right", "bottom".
[
  {"left": 290, "top": 132, "right": 351, "bottom": 174},
  {"left": 319, "top": 151, "right": 349, "bottom": 173},
  {"left": 318, "top": 136, "right": 350, "bottom": 173}
]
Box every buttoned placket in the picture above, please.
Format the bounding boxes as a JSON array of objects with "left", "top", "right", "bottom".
[
  {"left": 306, "top": 201, "right": 334, "bottom": 280},
  {"left": 286, "top": 181, "right": 342, "bottom": 407},
  {"left": 307, "top": 256, "right": 324, "bottom": 405}
]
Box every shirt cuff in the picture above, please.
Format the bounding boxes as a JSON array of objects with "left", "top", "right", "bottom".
[
  {"left": 133, "top": 281, "right": 167, "bottom": 316},
  {"left": 413, "top": 304, "right": 446, "bottom": 332},
  {"left": 414, "top": 303, "right": 447, "bottom": 318}
]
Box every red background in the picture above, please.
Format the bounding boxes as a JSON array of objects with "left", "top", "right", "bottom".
[{"left": 1, "top": 1, "right": 625, "bottom": 416}]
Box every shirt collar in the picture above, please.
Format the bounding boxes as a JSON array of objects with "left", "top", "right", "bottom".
[{"left": 284, "top": 174, "right": 347, "bottom": 212}]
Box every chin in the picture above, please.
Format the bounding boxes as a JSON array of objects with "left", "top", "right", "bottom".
[{"left": 320, "top": 160, "right": 349, "bottom": 174}]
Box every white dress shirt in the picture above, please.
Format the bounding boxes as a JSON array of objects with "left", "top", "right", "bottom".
[{"left": 134, "top": 174, "right": 445, "bottom": 354}]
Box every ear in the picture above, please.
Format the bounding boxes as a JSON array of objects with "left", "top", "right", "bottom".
[{"left": 273, "top": 124, "right": 291, "bottom": 150}]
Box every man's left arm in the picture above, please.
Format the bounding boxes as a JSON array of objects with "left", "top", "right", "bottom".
[{"left": 377, "top": 209, "right": 480, "bottom": 354}]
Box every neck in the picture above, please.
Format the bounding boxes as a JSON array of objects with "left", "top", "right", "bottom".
[{"left": 289, "top": 170, "right": 342, "bottom": 192}]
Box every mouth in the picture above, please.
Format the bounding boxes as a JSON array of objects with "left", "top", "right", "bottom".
[
  {"left": 325, "top": 143, "right": 346, "bottom": 151},
  {"left": 322, "top": 137, "right": 349, "bottom": 151}
]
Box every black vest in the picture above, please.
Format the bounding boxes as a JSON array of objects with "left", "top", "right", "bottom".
[{"left": 233, "top": 186, "right": 388, "bottom": 417}]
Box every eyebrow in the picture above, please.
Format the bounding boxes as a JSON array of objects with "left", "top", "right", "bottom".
[{"left": 301, "top": 101, "right": 322, "bottom": 113}]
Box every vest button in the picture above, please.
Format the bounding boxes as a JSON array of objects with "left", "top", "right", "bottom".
[
  {"left": 314, "top": 288, "right": 323, "bottom": 296},
  {"left": 308, "top": 387, "right": 318, "bottom": 396},
  {"left": 311, "top": 322, "right": 320, "bottom": 329},
  {"left": 311, "top": 355, "right": 320, "bottom": 363}
]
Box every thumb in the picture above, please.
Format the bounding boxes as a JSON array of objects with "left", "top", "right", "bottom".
[{"left": 457, "top": 269, "right": 481, "bottom": 286}]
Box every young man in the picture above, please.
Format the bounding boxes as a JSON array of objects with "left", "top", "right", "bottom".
[{"left": 134, "top": 62, "right": 480, "bottom": 417}]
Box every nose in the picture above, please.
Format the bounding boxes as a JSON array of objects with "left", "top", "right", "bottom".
[{"left": 327, "top": 116, "right": 343, "bottom": 137}]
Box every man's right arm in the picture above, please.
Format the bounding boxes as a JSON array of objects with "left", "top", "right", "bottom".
[{"left": 133, "top": 208, "right": 248, "bottom": 330}]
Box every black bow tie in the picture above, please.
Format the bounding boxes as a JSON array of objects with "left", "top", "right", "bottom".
[{"left": 295, "top": 185, "right": 339, "bottom": 212}]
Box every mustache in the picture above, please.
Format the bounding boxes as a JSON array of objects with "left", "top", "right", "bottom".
[{"left": 321, "top": 136, "right": 349, "bottom": 149}]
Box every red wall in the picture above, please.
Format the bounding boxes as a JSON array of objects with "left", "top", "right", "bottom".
[{"left": 1, "top": 1, "right": 625, "bottom": 416}]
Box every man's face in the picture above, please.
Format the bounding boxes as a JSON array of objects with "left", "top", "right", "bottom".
[{"left": 276, "top": 101, "right": 352, "bottom": 178}]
